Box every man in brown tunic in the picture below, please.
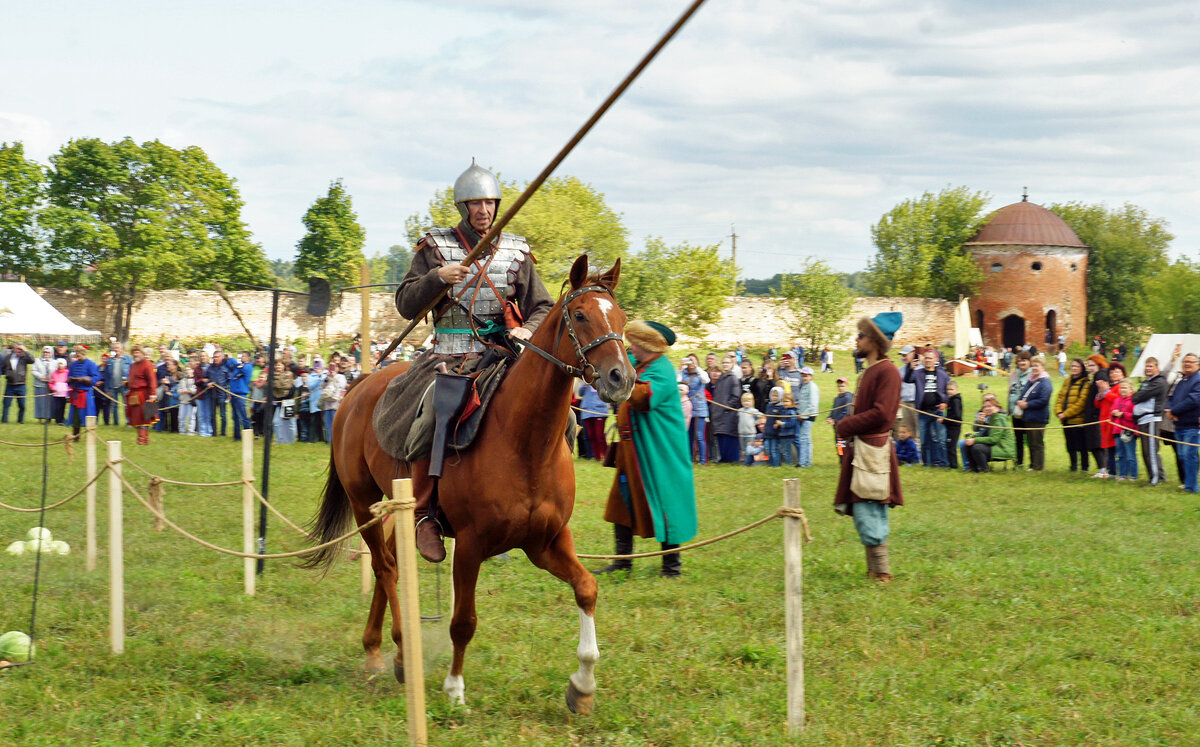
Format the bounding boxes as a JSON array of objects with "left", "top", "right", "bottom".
[{"left": 835, "top": 312, "right": 904, "bottom": 582}]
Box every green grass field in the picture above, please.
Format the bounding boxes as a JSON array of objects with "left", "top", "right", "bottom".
[{"left": 1, "top": 369, "right": 1197, "bottom": 746}]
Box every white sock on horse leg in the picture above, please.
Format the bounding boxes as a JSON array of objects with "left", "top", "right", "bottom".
[
  {"left": 569, "top": 607, "right": 599, "bottom": 696},
  {"left": 443, "top": 673, "right": 465, "bottom": 705}
]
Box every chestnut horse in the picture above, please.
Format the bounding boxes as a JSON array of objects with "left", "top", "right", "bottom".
[{"left": 306, "top": 255, "right": 633, "bottom": 712}]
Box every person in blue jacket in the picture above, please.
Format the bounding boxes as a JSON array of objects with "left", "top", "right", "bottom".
[
  {"left": 1013, "top": 357, "right": 1054, "bottom": 470},
  {"left": 105, "top": 342, "right": 134, "bottom": 426},
  {"left": 764, "top": 387, "right": 797, "bottom": 467},
  {"left": 66, "top": 346, "right": 101, "bottom": 436},
  {"left": 227, "top": 351, "right": 254, "bottom": 440},
  {"left": 1165, "top": 352, "right": 1200, "bottom": 493}
]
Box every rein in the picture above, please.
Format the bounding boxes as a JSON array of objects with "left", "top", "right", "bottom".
[{"left": 509, "top": 284, "right": 622, "bottom": 384}]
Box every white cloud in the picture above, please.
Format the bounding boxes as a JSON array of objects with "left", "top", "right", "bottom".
[{"left": 0, "top": 0, "right": 1197, "bottom": 280}]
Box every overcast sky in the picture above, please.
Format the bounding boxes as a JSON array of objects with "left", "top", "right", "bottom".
[{"left": 3, "top": 0, "right": 1197, "bottom": 279}]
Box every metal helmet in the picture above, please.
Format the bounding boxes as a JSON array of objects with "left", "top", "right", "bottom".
[{"left": 453, "top": 158, "right": 502, "bottom": 222}]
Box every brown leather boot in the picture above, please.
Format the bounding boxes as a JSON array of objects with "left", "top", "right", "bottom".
[
  {"left": 593, "top": 524, "right": 633, "bottom": 574},
  {"left": 137, "top": 427, "right": 149, "bottom": 446},
  {"left": 410, "top": 460, "right": 445, "bottom": 563},
  {"left": 867, "top": 543, "right": 892, "bottom": 582}
]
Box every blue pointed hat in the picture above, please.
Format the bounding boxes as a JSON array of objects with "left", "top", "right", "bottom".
[{"left": 872, "top": 312, "right": 902, "bottom": 340}]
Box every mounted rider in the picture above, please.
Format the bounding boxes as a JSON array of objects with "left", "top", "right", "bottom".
[{"left": 389, "top": 160, "right": 555, "bottom": 562}]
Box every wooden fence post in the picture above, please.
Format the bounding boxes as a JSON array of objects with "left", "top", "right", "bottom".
[
  {"left": 783, "top": 478, "right": 804, "bottom": 734},
  {"left": 242, "top": 431, "right": 255, "bottom": 595},
  {"left": 107, "top": 440, "right": 125, "bottom": 655},
  {"left": 361, "top": 539, "right": 373, "bottom": 595},
  {"left": 360, "top": 263, "right": 375, "bottom": 374},
  {"left": 392, "top": 478, "right": 428, "bottom": 746},
  {"left": 85, "top": 415, "right": 97, "bottom": 572}
]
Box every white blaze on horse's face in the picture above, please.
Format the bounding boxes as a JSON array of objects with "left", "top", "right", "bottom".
[{"left": 595, "top": 297, "right": 614, "bottom": 325}]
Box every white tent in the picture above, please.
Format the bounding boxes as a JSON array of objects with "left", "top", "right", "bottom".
[
  {"left": 1129, "top": 334, "right": 1200, "bottom": 378},
  {"left": 0, "top": 282, "right": 101, "bottom": 339}
]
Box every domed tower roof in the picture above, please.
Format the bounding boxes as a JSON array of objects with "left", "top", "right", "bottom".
[{"left": 963, "top": 195, "right": 1087, "bottom": 248}]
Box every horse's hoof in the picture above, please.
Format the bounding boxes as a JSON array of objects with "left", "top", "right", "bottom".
[
  {"left": 565, "top": 681, "right": 595, "bottom": 715},
  {"left": 393, "top": 661, "right": 405, "bottom": 684},
  {"left": 364, "top": 663, "right": 386, "bottom": 682},
  {"left": 364, "top": 651, "right": 386, "bottom": 681}
]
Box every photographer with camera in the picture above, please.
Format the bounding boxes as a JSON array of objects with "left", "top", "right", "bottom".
[
  {"left": 904, "top": 348, "right": 950, "bottom": 467},
  {"left": 893, "top": 346, "right": 921, "bottom": 448},
  {"left": 678, "top": 354, "right": 710, "bottom": 465}
]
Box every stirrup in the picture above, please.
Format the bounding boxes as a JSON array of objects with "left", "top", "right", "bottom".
[
  {"left": 414, "top": 514, "right": 447, "bottom": 563},
  {"left": 414, "top": 514, "right": 444, "bottom": 536}
]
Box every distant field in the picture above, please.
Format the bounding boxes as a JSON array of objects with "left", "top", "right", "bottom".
[{"left": 1, "top": 370, "right": 1197, "bottom": 746}]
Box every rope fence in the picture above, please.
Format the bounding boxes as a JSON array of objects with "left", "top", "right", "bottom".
[
  {"left": 110, "top": 464, "right": 395, "bottom": 560},
  {"left": 577, "top": 506, "right": 811, "bottom": 559},
  {"left": 0, "top": 466, "right": 107, "bottom": 513},
  {"left": 0, "top": 433, "right": 78, "bottom": 448},
  {"left": 900, "top": 403, "right": 1197, "bottom": 446}
]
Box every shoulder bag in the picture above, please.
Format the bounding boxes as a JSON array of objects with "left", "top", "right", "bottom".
[
  {"left": 850, "top": 435, "right": 892, "bottom": 501},
  {"left": 1011, "top": 379, "right": 1040, "bottom": 419}
]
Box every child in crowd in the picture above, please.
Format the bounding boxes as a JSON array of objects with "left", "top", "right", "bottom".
[
  {"left": 776, "top": 392, "right": 799, "bottom": 466},
  {"left": 736, "top": 392, "right": 762, "bottom": 464},
  {"left": 678, "top": 383, "right": 692, "bottom": 431},
  {"left": 894, "top": 423, "right": 920, "bottom": 465},
  {"left": 826, "top": 377, "right": 853, "bottom": 444},
  {"left": 943, "top": 380, "right": 963, "bottom": 469},
  {"left": 744, "top": 416, "right": 768, "bottom": 466},
  {"left": 1110, "top": 379, "right": 1139, "bottom": 481},
  {"left": 763, "top": 386, "right": 794, "bottom": 467},
  {"left": 177, "top": 364, "right": 197, "bottom": 435}
]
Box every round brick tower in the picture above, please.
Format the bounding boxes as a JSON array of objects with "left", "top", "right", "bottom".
[{"left": 962, "top": 195, "right": 1088, "bottom": 350}]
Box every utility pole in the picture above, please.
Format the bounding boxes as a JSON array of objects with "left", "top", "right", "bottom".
[{"left": 730, "top": 224, "right": 738, "bottom": 294}]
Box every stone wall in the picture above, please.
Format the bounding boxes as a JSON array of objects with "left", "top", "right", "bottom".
[
  {"left": 36, "top": 287, "right": 954, "bottom": 351},
  {"left": 36, "top": 287, "right": 430, "bottom": 347},
  {"left": 679, "top": 295, "right": 956, "bottom": 349}
]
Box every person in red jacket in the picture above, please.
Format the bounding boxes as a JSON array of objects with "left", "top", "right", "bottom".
[{"left": 125, "top": 346, "right": 158, "bottom": 445}]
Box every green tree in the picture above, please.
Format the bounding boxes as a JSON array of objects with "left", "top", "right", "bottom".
[
  {"left": 294, "top": 179, "right": 366, "bottom": 287},
  {"left": 777, "top": 259, "right": 856, "bottom": 349},
  {"left": 0, "top": 142, "right": 47, "bottom": 280},
  {"left": 268, "top": 258, "right": 306, "bottom": 291},
  {"left": 379, "top": 243, "right": 413, "bottom": 284},
  {"left": 866, "top": 186, "right": 990, "bottom": 300},
  {"left": 619, "top": 238, "right": 736, "bottom": 338},
  {"left": 1143, "top": 258, "right": 1200, "bottom": 334},
  {"left": 43, "top": 137, "right": 269, "bottom": 339},
  {"left": 1049, "top": 201, "right": 1172, "bottom": 341},
  {"left": 405, "top": 175, "right": 628, "bottom": 290},
  {"left": 740, "top": 274, "right": 783, "bottom": 296}
]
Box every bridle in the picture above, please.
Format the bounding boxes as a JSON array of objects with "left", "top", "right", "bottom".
[{"left": 509, "top": 284, "right": 623, "bottom": 384}]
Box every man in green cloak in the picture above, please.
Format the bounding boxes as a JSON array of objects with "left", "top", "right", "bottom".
[{"left": 596, "top": 320, "right": 698, "bottom": 577}]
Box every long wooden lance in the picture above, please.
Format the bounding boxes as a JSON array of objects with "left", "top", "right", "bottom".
[{"left": 376, "top": 0, "right": 709, "bottom": 362}]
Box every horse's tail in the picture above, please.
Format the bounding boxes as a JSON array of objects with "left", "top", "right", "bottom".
[{"left": 301, "top": 453, "right": 354, "bottom": 573}]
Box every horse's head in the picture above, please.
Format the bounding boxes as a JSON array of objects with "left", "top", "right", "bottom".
[{"left": 554, "top": 254, "right": 635, "bottom": 404}]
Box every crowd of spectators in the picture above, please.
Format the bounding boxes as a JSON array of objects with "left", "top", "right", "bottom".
[
  {"left": 0, "top": 339, "right": 374, "bottom": 446},
  {"left": 5, "top": 334, "right": 1198, "bottom": 491},
  {"left": 568, "top": 338, "right": 1199, "bottom": 494}
]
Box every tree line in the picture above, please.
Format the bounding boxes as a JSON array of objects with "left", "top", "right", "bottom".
[{"left": 0, "top": 140, "right": 738, "bottom": 340}]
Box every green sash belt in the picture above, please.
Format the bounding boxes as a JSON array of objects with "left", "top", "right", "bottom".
[{"left": 438, "top": 320, "right": 505, "bottom": 336}]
